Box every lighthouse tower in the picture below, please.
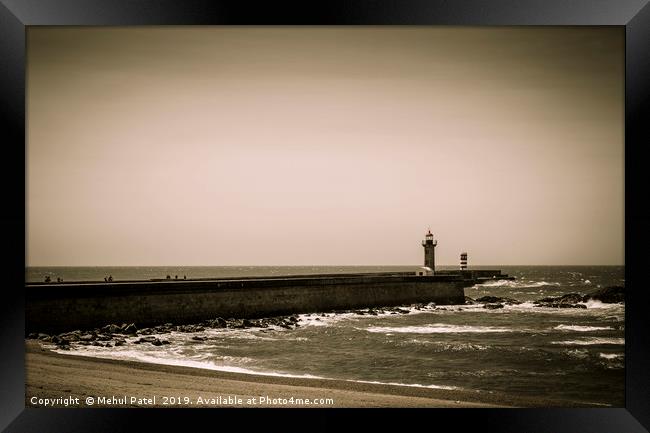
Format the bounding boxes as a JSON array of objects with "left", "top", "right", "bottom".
[{"left": 421, "top": 229, "right": 437, "bottom": 272}]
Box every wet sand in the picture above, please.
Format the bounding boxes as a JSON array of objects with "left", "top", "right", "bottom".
[{"left": 25, "top": 341, "right": 519, "bottom": 408}]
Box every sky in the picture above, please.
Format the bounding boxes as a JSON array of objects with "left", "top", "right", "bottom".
[{"left": 26, "top": 27, "right": 624, "bottom": 266}]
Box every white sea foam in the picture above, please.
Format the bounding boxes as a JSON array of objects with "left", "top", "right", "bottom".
[
  {"left": 349, "top": 379, "right": 459, "bottom": 391},
  {"left": 53, "top": 347, "right": 325, "bottom": 379},
  {"left": 581, "top": 299, "right": 621, "bottom": 309},
  {"left": 54, "top": 344, "right": 464, "bottom": 388},
  {"left": 298, "top": 312, "right": 359, "bottom": 327},
  {"left": 195, "top": 329, "right": 310, "bottom": 342},
  {"left": 399, "top": 339, "right": 490, "bottom": 351},
  {"left": 553, "top": 325, "right": 613, "bottom": 332},
  {"left": 565, "top": 349, "right": 589, "bottom": 359},
  {"left": 364, "top": 324, "right": 514, "bottom": 334},
  {"left": 599, "top": 353, "right": 624, "bottom": 360},
  {"left": 551, "top": 338, "right": 624, "bottom": 346},
  {"left": 473, "top": 280, "right": 560, "bottom": 289}
]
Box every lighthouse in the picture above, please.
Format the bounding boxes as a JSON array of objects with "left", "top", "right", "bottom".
[{"left": 422, "top": 229, "right": 437, "bottom": 272}]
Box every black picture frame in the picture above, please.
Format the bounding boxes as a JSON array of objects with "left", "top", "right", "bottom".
[{"left": 2, "top": 1, "right": 649, "bottom": 431}]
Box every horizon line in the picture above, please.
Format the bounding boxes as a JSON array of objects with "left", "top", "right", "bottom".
[{"left": 25, "top": 264, "right": 626, "bottom": 267}]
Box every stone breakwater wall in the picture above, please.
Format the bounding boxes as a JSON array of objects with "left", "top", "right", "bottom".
[{"left": 26, "top": 274, "right": 469, "bottom": 334}]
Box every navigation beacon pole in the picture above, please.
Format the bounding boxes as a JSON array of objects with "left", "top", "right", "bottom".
[{"left": 422, "top": 229, "right": 437, "bottom": 274}]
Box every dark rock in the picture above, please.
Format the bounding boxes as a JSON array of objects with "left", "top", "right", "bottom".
[
  {"left": 153, "top": 325, "right": 171, "bottom": 334},
  {"left": 476, "top": 296, "right": 521, "bottom": 305},
  {"left": 536, "top": 293, "right": 584, "bottom": 304},
  {"left": 151, "top": 339, "right": 163, "bottom": 346},
  {"left": 484, "top": 303, "right": 504, "bottom": 310},
  {"left": 123, "top": 323, "right": 138, "bottom": 334},
  {"left": 534, "top": 302, "right": 587, "bottom": 309},
  {"left": 161, "top": 340, "right": 171, "bottom": 345},
  {"left": 37, "top": 333, "right": 50, "bottom": 340},
  {"left": 242, "top": 319, "right": 256, "bottom": 328},
  {"left": 586, "top": 286, "right": 624, "bottom": 303},
  {"left": 534, "top": 293, "right": 589, "bottom": 309},
  {"left": 103, "top": 324, "right": 121, "bottom": 334},
  {"left": 192, "top": 336, "right": 207, "bottom": 341},
  {"left": 28, "top": 333, "right": 39, "bottom": 339},
  {"left": 230, "top": 320, "right": 246, "bottom": 329},
  {"left": 464, "top": 296, "right": 476, "bottom": 305},
  {"left": 61, "top": 333, "right": 80, "bottom": 341}
]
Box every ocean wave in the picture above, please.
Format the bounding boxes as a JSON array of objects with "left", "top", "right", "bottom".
[
  {"left": 297, "top": 312, "right": 360, "bottom": 327},
  {"left": 364, "top": 324, "right": 514, "bottom": 334},
  {"left": 599, "top": 353, "right": 624, "bottom": 360},
  {"left": 551, "top": 338, "right": 624, "bottom": 346},
  {"left": 564, "top": 349, "right": 589, "bottom": 359},
  {"left": 53, "top": 347, "right": 325, "bottom": 379},
  {"left": 398, "top": 339, "right": 490, "bottom": 351},
  {"left": 580, "top": 299, "right": 621, "bottom": 309},
  {"left": 350, "top": 379, "right": 459, "bottom": 390},
  {"left": 197, "top": 329, "right": 310, "bottom": 342},
  {"left": 553, "top": 325, "right": 613, "bottom": 332},
  {"left": 473, "top": 280, "right": 560, "bottom": 289}
]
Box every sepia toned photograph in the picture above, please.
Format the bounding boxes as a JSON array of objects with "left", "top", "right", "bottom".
[{"left": 25, "top": 26, "right": 624, "bottom": 408}]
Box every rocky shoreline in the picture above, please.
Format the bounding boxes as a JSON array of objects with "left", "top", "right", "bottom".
[
  {"left": 28, "top": 285, "right": 624, "bottom": 352},
  {"left": 464, "top": 285, "right": 625, "bottom": 310},
  {"left": 27, "top": 304, "right": 438, "bottom": 350}
]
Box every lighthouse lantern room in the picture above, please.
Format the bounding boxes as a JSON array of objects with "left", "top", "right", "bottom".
[{"left": 422, "top": 229, "right": 438, "bottom": 272}]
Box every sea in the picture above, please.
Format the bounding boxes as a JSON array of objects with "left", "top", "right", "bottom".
[{"left": 27, "top": 265, "right": 625, "bottom": 407}]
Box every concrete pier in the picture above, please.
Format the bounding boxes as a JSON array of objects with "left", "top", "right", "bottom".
[{"left": 26, "top": 270, "right": 512, "bottom": 333}]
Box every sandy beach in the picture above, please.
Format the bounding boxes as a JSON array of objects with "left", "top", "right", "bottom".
[{"left": 25, "top": 340, "right": 516, "bottom": 408}]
